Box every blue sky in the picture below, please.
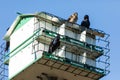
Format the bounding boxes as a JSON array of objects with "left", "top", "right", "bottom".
[{"left": 0, "top": 0, "right": 120, "bottom": 80}]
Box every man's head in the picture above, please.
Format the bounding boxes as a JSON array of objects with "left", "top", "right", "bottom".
[
  {"left": 74, "top": 12, "right": 78, "bottom": 16},
  {"left": 84, "top": 15, "right": 89, "bottom": 20}
]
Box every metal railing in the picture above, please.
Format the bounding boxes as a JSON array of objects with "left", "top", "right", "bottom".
[{"left": 43, "top": 51, "right": 105, "bottom": 74}]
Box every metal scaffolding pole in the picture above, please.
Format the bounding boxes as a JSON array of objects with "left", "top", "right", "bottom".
[{"left": 0, "top": 43, "right": 8, "bottom": 80}]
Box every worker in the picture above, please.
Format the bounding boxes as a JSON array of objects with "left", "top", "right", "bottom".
[
  {"left": 67, "top": 12, "right": 78, "bottom": 23},
  {"left": 48, "top": 34, "right": 60, "bottom": 53},
  {"left": 81, "top": 15, "right": 90, "bottom": 29},
  {"left": 4, "top": 27, "right": 10, "bottom": 52},
  {"left": 5, "top": 41, "right": 10, "bottom": 52}
]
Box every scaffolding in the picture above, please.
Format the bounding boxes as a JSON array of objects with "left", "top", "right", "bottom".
[
  {"left": 0, "top": 43, "right": 8, "bottom": 80},
  {"left": 3, "top": 12, "right": 110, "bottom": 80},
  {"left": 32, "top": 12, "right": 110, "bottom": 79}
]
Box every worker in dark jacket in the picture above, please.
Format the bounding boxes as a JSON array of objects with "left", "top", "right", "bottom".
[
  {"left": 48, "top": 34, "right": 60, "bottom": 53},
  {"left": 5, "top": 41, "right": 10, "bottom": 52},
  {"left": 81, "top": 15, "right": 90, "bottom": 29},
  {"left": 5, "top": 27, "right": 10, "bottom": 52}
]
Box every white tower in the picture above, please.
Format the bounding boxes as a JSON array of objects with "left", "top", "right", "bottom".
[{"left": 3, "top": 12, "right": 110, "bottom": 80}]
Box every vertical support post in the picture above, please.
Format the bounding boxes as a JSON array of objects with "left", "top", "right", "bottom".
[{"left": 82, "top": 52, "right": 87, "bottom": 64}]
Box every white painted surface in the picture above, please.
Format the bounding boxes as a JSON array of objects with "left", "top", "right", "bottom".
[
  {"left": 79, "top": 30, "right": 86, "bottom": 42},
  {"left": 81, "top": 52, "right": 87, "bottom": 64},
  {"left": 9, "top": 43, "right": 36, "bottom": 79},
  {"left": 80, "top": 30, "right": 96, "bottom": 45},
  {"left": 9, "top": 41, "right": 49, "bottom": 79},
  {"left": 59, "top": 23, "right": 65, "bottom": 35},
  {"left": 56, "top": 46, "right": 65, "bottom": 57},
  {"left": 59, "top": 23, "right": 76, "bottom": 39},
  {"left": 10, "top": 18, "right": 34, "bottom": 51},
  {"left": 9, "top": 18, "right": 37, "bottom": 78}
]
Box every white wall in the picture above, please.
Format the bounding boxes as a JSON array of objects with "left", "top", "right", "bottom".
[
  {"left": 10, "top": 18, "right": 34, "bottom": 51},
  {"left": 9, "top": 44, "right": 35, "bottom": 79},
  {"left": 9, "top": 18, "right": 40, "bottom": 79}
]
